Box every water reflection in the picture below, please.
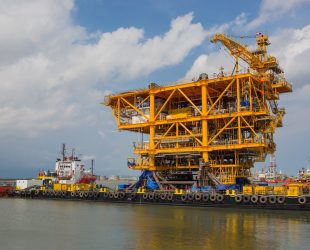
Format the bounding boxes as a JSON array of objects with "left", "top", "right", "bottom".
[
  {"left": 128, "top": 206, "right": 310, "bottom": 250},
  {"left": 0, "top": 199, "right": 309, "bottom": 250}
]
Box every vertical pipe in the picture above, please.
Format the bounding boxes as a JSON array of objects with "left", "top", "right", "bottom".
[
  {"left": 235, "top": 56, "right": 239, "bottom": 75},
  {"left": 149, "top": 93, "right": 155, "bottom": 167},
  {"left": 176, "top": 123, "right": 179, "bottom": 148},
  {"left": 62, "top": 143, "right": 65, "bottom": 161},
  {"left": 237, "top": 77, "right": 242, "bottom": 144},
  {"left": 117, "top": 98, "right": 120, "bottom": 125},
  {"left": 201, "top": 83, "right": 209, "bottom": 162},
  {"left": 249, "top": 76, "right": 252, "bottom": 112}
]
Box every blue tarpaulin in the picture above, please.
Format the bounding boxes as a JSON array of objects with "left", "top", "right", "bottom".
[
  {"left": 118, "top": 184, "right": 130, "bottom": 190},
  {"left": 190, "top": 186, "right": 200, "bottom": 192},
  {"left": 132, "top": 170, "right": 158, "bottom": 190},
  {"left": 146, "top": 176, "right": 159, "bottom": 189},
  {"left": 201, "top": 186, "right": 212, "bottom": 192},
  {"left": 215, "top": 184, "right": 241, "bottom": 191},
  {"left": 230, "top": 184, "right": 241, "bottom": 191},
  {"left": 216, "top": 184, "right": 231, "bottom": 191}
]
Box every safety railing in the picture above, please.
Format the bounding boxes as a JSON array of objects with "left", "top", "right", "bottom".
[{"left": 210, "top": 137, "right": 265, "bottom": 146}]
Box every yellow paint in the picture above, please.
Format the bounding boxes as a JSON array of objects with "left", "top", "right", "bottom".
[
  {"left": 53, "top": 183, "right": 95, "bottom": 192},
  {"left": 287, "top": 185, "right": 302, "bottom": 197},
  {"left": 166, "top": 113, "right": 188, "bottom": 120},
  {"left": 254, "top": 186, "right": 269, "bottom": 195},
  {"left": 36, "top": 175, "right": 54, "bottom": 180},
  {"left": 226, "top": 189, "right": 236, "bottom": 196},
  {"left": 273, "top": 186, "right": 286, "bottom": 195},
  {"left": 242, "top": 186, "right": 253, "bottom": 195},
  {"left": 104, "top": 33, "right": 292, "bottom": 184},
  {"left": 174, "top": 188, "right": 184, "bottom": 194},
  {"left": 53, "top": 183, "right": 69, "bottom": 191},
  {"left": 137, "top": 187, "right": 145, "bottom": 194}
]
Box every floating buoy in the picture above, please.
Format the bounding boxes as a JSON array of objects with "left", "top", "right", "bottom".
[
  {"left": 167, "top": 193, "right": 173, "bottom": 201},
  {"left": 113, "top": 192, "right": 119, "bottom": 199},
  {"left": 187, "top": 193, "right": 194, "bottom": 201},
  {"left": 160, "top": 193, "right": 167, "bottom": 200},
  {"left": 235, "top": 195, "right": 242, "bottom": 203},
  {"left": 216, "top": 194, "right": 224, "bottom": 202},
  {"left": 243, "top": 195, "right": 250, "bottom": 203},
  {"left": 259, "top": 196, "right": 267, "bottom": 204},
  {"left": 181, "top": 194, "right": 187, "bottom": 201},
  {"left": 298, "top": 196, "right": 307, "bottom": 205},
  {"left": 129, "top": 192, "right": 136, "bottom": 199},
  {"left": 277, "top": 196, "right": 285, "bottom": 204},
  {"left": 250, "top": 195, "right": 258, "bottom": 203},
  {"left": 148, "top": 192, "right": 154, "bottom": 200},
  {"left": 210, "top": 194, "right": 217, "bottom": 202},
  {"left": 268, "top": 196, "right": 276, "bottom": 204},
  {"left": 194, "top": 193, "right": 202, "bottom": 201},
  {"left": 202, "top": 193, "right": 209, "bottom": 202}
]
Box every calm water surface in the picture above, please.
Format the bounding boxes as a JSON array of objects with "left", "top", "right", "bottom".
[{"left": 0, "top": 199, "right": 309, "bottom": 250}]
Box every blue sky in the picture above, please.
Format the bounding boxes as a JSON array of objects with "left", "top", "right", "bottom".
[{"left": 0, "top": 0, "right": 309, "bottom": 178}]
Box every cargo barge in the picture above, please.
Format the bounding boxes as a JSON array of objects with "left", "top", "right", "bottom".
[
  {"left": 7, "top": 188, "right": 310, "bottom": 211},
  {"left": 4, "top": 143, "right": 310, "bottom": 211}
]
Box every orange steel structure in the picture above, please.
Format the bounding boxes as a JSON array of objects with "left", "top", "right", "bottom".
[{"left": 104, "top": 33, "right": 292, "bottom": 185}]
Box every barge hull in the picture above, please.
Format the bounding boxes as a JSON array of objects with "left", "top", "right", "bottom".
[{"left": 8, "top": 191, "right": 310, "bottom": 211}]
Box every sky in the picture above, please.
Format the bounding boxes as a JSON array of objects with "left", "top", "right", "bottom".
[{"left": 0, "top": 0, "right": 309, "bottom": 178}]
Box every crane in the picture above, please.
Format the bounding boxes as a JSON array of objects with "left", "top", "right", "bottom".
[{"left": 210, "top": 33, "right": 283, "bottom": 74}]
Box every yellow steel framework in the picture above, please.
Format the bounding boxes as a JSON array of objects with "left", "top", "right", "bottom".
[{"left": 104, "top": 33, "right": 292, "bottom": 184}]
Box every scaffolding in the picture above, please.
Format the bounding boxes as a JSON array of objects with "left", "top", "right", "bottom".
[{"left": 104, "top": 33, "right": 292, "bottom": 186}]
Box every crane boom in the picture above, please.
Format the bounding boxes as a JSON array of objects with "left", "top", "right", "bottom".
[{"left": 210, "top": 33, "right": 282, "bottom": 74}]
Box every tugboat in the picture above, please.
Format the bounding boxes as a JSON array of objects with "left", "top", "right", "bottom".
[
  {"left": 54, "top": 144, "right": 96, "bottom": 184},
  {"left": 15, "top": 144, "right": 96, "bottom": 193}
]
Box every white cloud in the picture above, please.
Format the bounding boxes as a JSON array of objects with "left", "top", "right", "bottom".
[
  {"left": 182, "top": 13, "right": 253, "bottom": 81},
  {"left": 0, "top": 1, "right": 206, "bottom": 137},
  {"left": 0, "top": 0, "right": 83, "bottom": 66},
  {"left": 270, "top": 25, "right": 310, "bottom": 86},
  {"left": 246, "top": 0, "right": 310, "bottom": 30},
  {"left": 182, "top": 49, "right": 248, "bottom": 81}
]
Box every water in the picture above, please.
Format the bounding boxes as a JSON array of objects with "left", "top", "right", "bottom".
[{"left": 0, "top": 199, "right": 309, "bottom": 250}]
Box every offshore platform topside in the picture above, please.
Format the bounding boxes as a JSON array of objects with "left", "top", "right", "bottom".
[{"left": 104, "top": 33, "right": 292, "bottom": 189}]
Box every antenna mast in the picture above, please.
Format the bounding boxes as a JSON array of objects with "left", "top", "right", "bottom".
[{"left": 62, "top": 143, "right": 66, "bottom": 161}]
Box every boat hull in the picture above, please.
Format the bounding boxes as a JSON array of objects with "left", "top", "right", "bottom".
[{"left": 7, "top": 191, "right": 310, "bottom": 211}]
